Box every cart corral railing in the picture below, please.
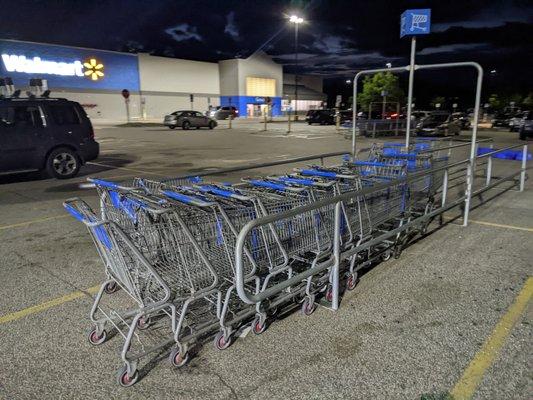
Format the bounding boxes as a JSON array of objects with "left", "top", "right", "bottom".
[
  {"left": 343, "top": 119, "right": 408, "bottom": 138},
  {"left": 233, "top": 143, "right": 530, "bottom": 311}
]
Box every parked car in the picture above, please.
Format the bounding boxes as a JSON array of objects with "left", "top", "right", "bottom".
[
  {"left": 0, "top": 97, "right": 99, "bottom": 179},
  {"left": 451, "top": 112, "right": 471, "bottom": 129},
  {"left": 411, "top": 111, "right": 431, "bottom": 123},
  {"left": 415, "top": 111, "right": 461, "bottom": 136},
  {"left": 208, "top": 106, "right": 238, "bottom": 120},
  {"left": 164, "top": 110, "right": 217, "bottom": 130},
  {"left": 491, "top": 112, "right": 511, "bottom": 128},
  {"left": 519, "top": 112, "right": 533, "bottom": 140},
  {"left": 509, "top": 111, "right": 529, "bottom": 132},
  {"left": 305, "top": 109, "right": 335, "bottom": 125},
  {"left": 335, "top": 109, "right": 353, "bottom": 123}
]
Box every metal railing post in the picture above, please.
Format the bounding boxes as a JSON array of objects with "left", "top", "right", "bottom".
[
  {"left": 442, "top": 168, "right": 449, "bottom": 207},
  {"left": 372, "top": 122, "right": 376, "bottom": 138},
  {"left": 463, "top": 163, "right": 473, "bottom": 226},
  {"left": 486, "top": 143, "right": 493, "bottom": 187},
  {"left": 520, "top": 144, "right": 528, "bottom": 191},
  {"left": 331, "top": 202, "right": 341, "bottom": 311}
]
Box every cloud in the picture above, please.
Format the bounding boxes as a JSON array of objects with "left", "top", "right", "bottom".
[
  {"left": 224, "top": 11, "right": 239, "bottom": 40},
  {"left": 164, "top": 24, "right": 202, "bottom": 42},
  {"left": 432, "top": 5, "right": 532, "bottom": 32},
  {"left": 312, "top": 34, "right": 353, "bottom": 54},
  {"left": 418, "top": 43, "right": 491, "bottom": 55}
]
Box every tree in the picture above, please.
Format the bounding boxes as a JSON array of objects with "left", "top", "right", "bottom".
[
  {"left": 523, "top": 93, "right": 533, "bottom": 110},
  {"left": 357, "top": 72, "right": 404, "bottom": 111},
  {"left": 488, "top": 94, "right": 503, "bottom": 111}
]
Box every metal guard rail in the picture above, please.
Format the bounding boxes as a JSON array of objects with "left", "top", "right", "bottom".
[{"left": 234, "top": 143, "right": 530, "bottom": 307}]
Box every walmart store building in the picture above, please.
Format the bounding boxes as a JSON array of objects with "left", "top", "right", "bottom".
[{"left": 0, "top": 39, "right": 325, "bottom": 123}]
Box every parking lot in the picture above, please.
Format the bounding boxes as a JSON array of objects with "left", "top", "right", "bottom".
[{"left": 0, "top": 120, "right": 531, "bottom": 400}]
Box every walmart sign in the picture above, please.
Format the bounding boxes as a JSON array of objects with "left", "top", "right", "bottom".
[{"left": 0, "top": 40, "right": 139, "bottom": 91}]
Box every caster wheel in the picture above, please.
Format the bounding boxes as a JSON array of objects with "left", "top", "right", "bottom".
[
  {"left": 169, "top": 347, "right": 189, "bottom": 368},
  {"left": 301, "top": 298, "right": 316, "bottom": 316},
  {"left": 346, "top": 273, "right": 359, "bottom": 291},
  {"left": 116, "top": 366, "right": 139, "bottom": 387},
  {"left": 136, "top": 317, "right": 151, "bottom": 331},
  {"left": 214, "top": 331, "right": 233, "bottom": 350},
  {"left": 393, "top": 246, "right": 402, "bottom": 259},
  {"left": 381, "top": 251, "right": 391, "bottom": 261},
  {"left": 252, "top": 317, "right": 267, "bottom": 335},
  {"left": 88, "top": 328, "right": 107, "bottom": 346},
  {"left": 104, "top": 281, "right": 119, "bottom": 294},
  {"left": 325, "top": 288, "right": 333, "bottom": 303}
]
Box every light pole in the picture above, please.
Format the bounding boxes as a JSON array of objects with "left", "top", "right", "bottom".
[{"left": 289, "top": 15, "right": 303, "bottom": 121}]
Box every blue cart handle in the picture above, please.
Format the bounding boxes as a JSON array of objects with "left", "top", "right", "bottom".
[
  {"left": 299, "top": 169, "right": 338, "bottom": 178},
  {"left": 88, "top": 178, "right": 120, "bottom": 189},
  {"left": 162, "top": 190, "right": 214, "bottom": 207},
  {"left": 196, "top": 185, "right": 238, "bottom": 198},
  {"left": 64, "top": 203, "right": 88, "bottom": 223},
  {"left": 277, "top": 176, "right": 316, "bottom": 186}
]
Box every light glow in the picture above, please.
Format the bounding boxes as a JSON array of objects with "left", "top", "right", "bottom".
[
  {"left": 289, "top": 15, "right": 304, "bottom": 24},
  {"left": 1, "top": 54, "right": 84, "bottom": 76}
]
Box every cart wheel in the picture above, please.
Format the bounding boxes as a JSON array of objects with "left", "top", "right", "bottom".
[
  {"left": 252, "top": 317, "right": 267, "bottom": 335},
  {"left": 393, "top": 246, "right": 402, "bottom": 259},
  {"left": 214, "top": 331, "right": 233, "bottom": 350},
  {"left": 136, "top": 316, "right": 152, "bottom": 331},
  {"left": 116, "top": 365, "right": 139, "bottom": 387},
  {"left": 346, "top": 273, "right": 359, "bottom": 291},
  {"left": 169, "top": 347, "right": 189, "bottom": 368},
  {"left": 88, "top": 328, "right": 107, "bottom": 346},
  {"left": 381, "top": 251, "right": 391, "bottom": 261},
  {"left": 104, "top": 281, "right": 119, "bottom": 294},
  {"left": 325, "top": 287, "right": 333, "bottom": 303},
  {"left": 301, "top": 297, "right": 316, "bottom": 316}
]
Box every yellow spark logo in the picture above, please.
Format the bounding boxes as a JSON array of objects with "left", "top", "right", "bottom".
[{"left": 83, "top": 58, "right": 104, "bottom": 81}]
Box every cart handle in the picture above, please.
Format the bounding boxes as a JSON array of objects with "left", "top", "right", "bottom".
[{"left": 162, "top": 190, "right": 214, "bottom": 207}]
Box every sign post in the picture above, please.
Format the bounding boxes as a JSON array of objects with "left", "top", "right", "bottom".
[
  {"left": 121, "top": 89, "right": 130, "bottom": 123},
  {"left": 400, "top": 8, "right": 431, "bottom": 147},
  {"left": 190, "top": 94, "right": 194, "bottom": 110}
]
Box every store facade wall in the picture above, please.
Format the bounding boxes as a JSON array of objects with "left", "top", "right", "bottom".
[
  {"left": 219, "top": 52, "right": 283, "bottom": 117},
  {"left": 137, "top": 54, "right": 219, "bottom": 120}
]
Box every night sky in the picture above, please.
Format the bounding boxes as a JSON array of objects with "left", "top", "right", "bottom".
[{"left": 1, "top": 0, "right": 532, "bottom": 106}]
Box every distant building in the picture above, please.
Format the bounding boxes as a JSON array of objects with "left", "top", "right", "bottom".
[{"left": 0, "top": 39, "right": 325, "bottom": 122}]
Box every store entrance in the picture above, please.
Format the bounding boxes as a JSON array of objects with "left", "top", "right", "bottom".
[{"left": 246, "top": 104, "right": 269, "bottom": 117}]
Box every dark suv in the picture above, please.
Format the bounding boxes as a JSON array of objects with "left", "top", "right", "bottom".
[
  {"left": 0, "top": 98, "right": 99, "bottom": 179},
  {"left": 306, "top": 109, "right": 335, "bottom": 125}
]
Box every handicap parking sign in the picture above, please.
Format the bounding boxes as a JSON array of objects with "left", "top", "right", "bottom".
[{"left": 401, "top": 9, "right": 431, "bottom": 38}]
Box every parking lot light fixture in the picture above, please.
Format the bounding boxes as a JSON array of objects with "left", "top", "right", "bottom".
[
  {"left": 386, "top": 62, "right": 392, "bottom": 68},
  {"left": 289, "top": 14, "right": 304, "bottom": 120}
]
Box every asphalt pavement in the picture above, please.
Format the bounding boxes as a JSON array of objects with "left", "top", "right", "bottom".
[{"left": 0, "top": 121, "right": 531, "bottom": 399}]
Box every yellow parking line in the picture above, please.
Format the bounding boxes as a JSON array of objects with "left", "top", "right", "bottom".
[
  {"left": 0, "top": 214, "right": 69, "bottom": 231},
  {"left": 468, "top": 219, "right": 533, "bottom": 233},
  {"left": 87, "top": 161, "right": 165, "bottom": 176},
  {"left": 444, "top": 216, "right": 533, "bottom": 233},
  {"left": 450, "top": 277, "right": 533, "bottom": 400},
  {"left": 0, "top": 285, "right": 100, "bottom": 325}
]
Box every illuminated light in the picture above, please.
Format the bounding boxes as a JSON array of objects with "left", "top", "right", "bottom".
[
  {"left": 83, "top": 57, "right": 105, "bottom": 81},
  {"left": 289, "top": 15, "right": 304, "bottom": 23},
  {"left": 1, "top": 54, "right": 84, "bottom": 76}
]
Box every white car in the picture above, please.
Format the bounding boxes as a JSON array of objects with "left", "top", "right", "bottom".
[{"left": 509, "top": 111, "right": 529, "bottom": 132}]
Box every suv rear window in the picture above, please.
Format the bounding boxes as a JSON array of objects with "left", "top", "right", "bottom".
[{"left": 49, "top": 104, "right": 81, "bottom": 125}]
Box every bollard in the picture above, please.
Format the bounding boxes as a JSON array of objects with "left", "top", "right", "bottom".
[
  {"left": 228, "top": 115, "right": 232, "bottom": 129},
  {"left": 263, "top": 113, "right": 267, "bottom": 131},
  {"left": 372, "top": 122, "right": 376, "bottom": 138},
  {"left": 287, "top": 113, "right": 292, "bottom": 133}
]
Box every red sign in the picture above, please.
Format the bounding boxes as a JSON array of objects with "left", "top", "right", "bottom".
[{"left": 121, "top": 89, "right": 130, "bottom": 99}]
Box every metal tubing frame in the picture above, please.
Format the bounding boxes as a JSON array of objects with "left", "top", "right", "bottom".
[
  {"left": 234, "top": 143, "right": 528, "bottom": 307},
  {"left": 352, "top": 61, "right": 483, "bottom": 226}
]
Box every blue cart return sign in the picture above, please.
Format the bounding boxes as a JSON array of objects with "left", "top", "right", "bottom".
[{"left": 401, "top": 9, "right": 431, "bottom": 38}]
